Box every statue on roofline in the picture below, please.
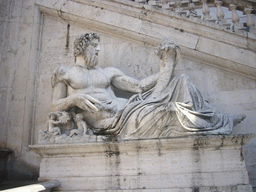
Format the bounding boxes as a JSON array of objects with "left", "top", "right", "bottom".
[{"left": 40, "top": 32, "right": 245, "bottom": 142}]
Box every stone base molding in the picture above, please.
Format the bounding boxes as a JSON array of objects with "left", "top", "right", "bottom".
[{"left": 30, "top": 134, "right": 254, "bottom": 191}]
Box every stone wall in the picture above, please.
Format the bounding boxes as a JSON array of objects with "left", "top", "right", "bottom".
[
  {"left": 0, "top": 0, "right": 255, "bottom": 189},
  {"left": 0, "top": 0, "right": 41, "bottom": 179}
]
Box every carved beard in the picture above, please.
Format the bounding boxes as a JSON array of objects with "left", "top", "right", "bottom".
[{"left": 84, "top": 51, "right": 99, "bottom": 68}]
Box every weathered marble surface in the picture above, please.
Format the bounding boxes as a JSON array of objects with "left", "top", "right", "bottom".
[{"left": 30, "top": 134, "right": 254, "bottom": 191}]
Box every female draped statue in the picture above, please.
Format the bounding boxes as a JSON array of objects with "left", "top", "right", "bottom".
[{"left": 48, "top": 32, "right": 245, "bottom": 140}]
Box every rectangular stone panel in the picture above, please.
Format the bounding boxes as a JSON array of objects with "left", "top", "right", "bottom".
[{"left": 32, "top": 135, "right": 253, "bottom": 191}]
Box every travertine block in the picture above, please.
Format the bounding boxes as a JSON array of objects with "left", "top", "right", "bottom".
[{"left": 196, "top": 37, "right": 256, "bottom": 68}]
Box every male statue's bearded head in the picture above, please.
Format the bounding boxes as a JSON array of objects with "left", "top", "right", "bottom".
[{"left": 73, "top": 33, "right": 100, "bottom": 68}]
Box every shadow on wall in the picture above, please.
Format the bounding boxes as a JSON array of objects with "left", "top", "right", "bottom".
[
  {"left": 4, "top": 152, "right": 39, "bottom": 181},
  {"left": 0, "top": 149, "right": 12, "bottom": 184}
]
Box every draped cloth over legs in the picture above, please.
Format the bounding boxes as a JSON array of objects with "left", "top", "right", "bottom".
[{"left": 105, "top": 74, "right": 233, "bottom": 139}]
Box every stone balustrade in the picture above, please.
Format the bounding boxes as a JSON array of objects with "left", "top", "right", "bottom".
[{"left": 129, "top": 0, "right": 256, "bottom": 33}]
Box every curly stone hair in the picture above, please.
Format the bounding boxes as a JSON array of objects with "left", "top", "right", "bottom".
[{"left": 73, "top": 33, "right": 100, "bottom": 57}]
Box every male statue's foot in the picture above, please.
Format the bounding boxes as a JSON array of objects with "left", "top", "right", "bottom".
[{"left": 233, "top": 114, "right": 246, "bottom": 127}]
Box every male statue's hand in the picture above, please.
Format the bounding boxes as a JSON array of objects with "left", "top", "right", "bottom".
[{"left": 72, "top": 94, "right": 101, "bottom": 112}]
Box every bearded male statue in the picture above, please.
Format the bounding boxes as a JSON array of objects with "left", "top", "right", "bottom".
[{"left": 50, "top": 33, "right": 245, "bottom": 140}]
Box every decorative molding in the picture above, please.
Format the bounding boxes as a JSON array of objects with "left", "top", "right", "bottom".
[
  {"left": 30, "top": 134, "right": 254, "bottom": 157},
  {"left": 30, "top": 134, "right": 254, "bottom": 191},
  {"left": 35, "top": 0, "right": 256, "bottom": 79}
]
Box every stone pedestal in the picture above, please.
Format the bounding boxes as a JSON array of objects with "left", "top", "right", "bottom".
[{"left": 30, "top": 134, "right": 254, "bottom": 191}]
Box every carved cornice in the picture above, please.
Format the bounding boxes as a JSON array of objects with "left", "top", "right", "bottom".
[
  {"left": 30, "top": 134, "right": 254, "bottom": 157},
  {"left": 35, "top": 0, "right": 256, "bottom": 79}
]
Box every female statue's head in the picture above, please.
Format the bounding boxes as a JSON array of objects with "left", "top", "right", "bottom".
[{"left": 73, "top": 33, "right": 100, "bottom": 68}]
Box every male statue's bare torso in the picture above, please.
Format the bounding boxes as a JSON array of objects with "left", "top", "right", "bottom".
[{"left": 57, "top": 65, "right": 128, "bottom": 128}]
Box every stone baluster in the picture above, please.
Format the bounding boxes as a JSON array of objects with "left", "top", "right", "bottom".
[
  {"left": 174, "top": 0, "right": 182, "bottom": 12},
  {"left": 244, "top": 7, "right": 256, "bottom": 33},
  {"left": 188, "top": 0, "right": 201, "bottom": 18},
  {"left": 215, "top": 0, "right": 224, "bottom": 23},
  {"left": 161, "top": 0, "right": 172, "bottom": 10},
  {"left": 174, "top": 0, "right": 187, "bottom": 16},
  {"left": 215, "top": 0, "right": 230, "bottom": 29},
  {"left": 202, "top": 0, "right": 210, "bottom": 20},
  {"left": 148, "top": 0, "right": 160, "bottom": 6},
  {"left": 229, "top": 4, "right": 246, "bottom": 32},
  {"left": 229, "top": 4, "right": 239, "bottom": 26},
  {"left": 135, "top": 0, "right": 147, "bottom": 3},
  {"left": 201, "top": 0, "right": 215, "bottom": 22}
]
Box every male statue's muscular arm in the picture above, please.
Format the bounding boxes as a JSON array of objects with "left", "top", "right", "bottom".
[
  {"left": 51, "top": 67, "right": 100, "bottom": 112},
  {"left": 108, "top": 67, "right": 159, "bottom": 93}
]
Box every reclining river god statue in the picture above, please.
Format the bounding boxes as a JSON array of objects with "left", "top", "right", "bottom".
[{"left": 40, "top": 33, "right": 245, "bottom": 142}]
